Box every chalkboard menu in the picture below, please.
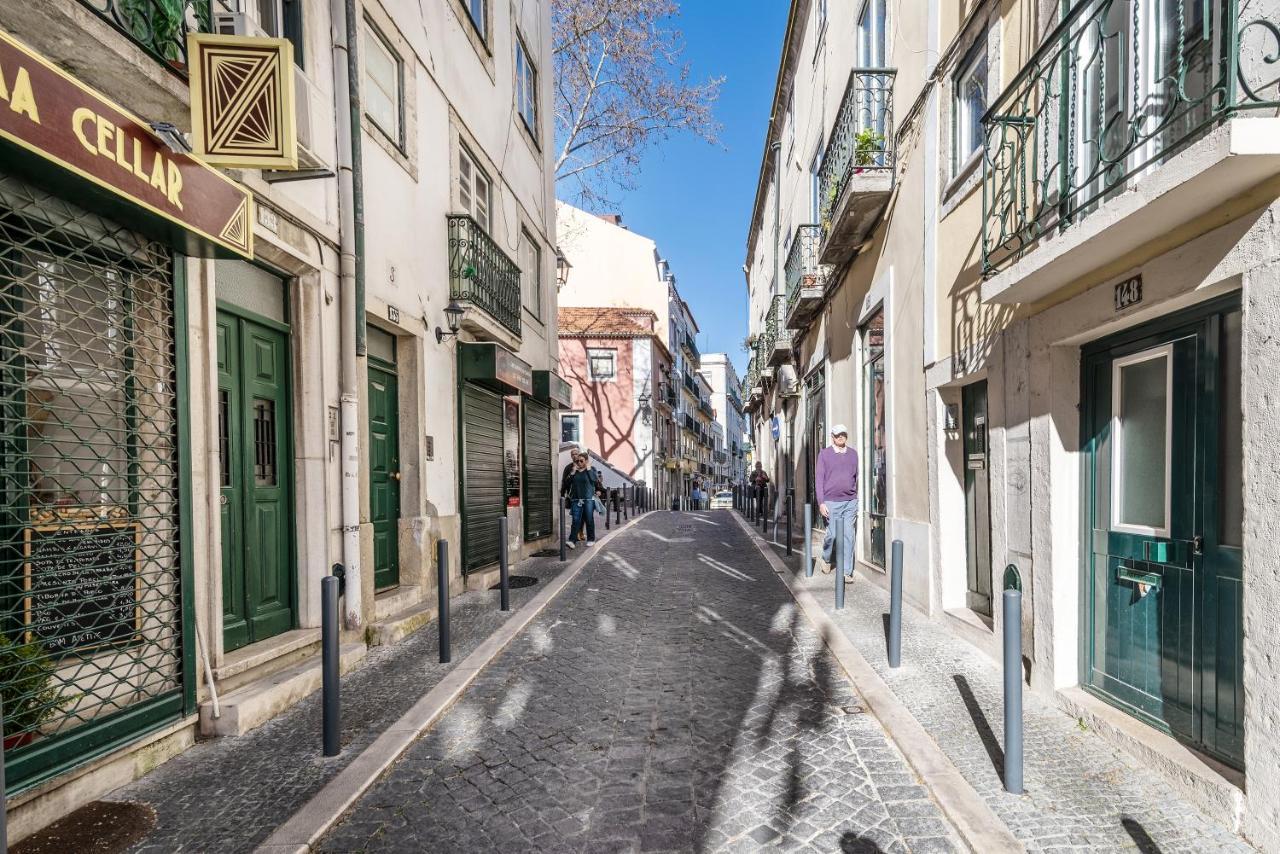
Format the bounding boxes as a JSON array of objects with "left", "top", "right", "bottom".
[{"left": 24, "top": 523, "right": 141, "bottom": 655}]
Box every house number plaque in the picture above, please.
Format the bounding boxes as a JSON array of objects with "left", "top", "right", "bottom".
[{"left": 1115, "top": 275, "right": 1143, "bottom": 311}]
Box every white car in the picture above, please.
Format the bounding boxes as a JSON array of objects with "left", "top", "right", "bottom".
[{"left": 709, "top": 490, "right": 734, "bottom": 510}]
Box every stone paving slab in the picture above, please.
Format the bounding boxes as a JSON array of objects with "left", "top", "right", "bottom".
[
  {"left": 316, "top": 511, "right": 963, "bottom": 853},
  {"left": 108, "top": 545, "right": 579, "bottom": 853},
  {"left": 752, "top": 519, "right": 1255, "bottom": 854}
]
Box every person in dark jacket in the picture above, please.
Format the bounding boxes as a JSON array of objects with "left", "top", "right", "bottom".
[{"left": 563, "top": 454, "right": 599, "bottom": 547}]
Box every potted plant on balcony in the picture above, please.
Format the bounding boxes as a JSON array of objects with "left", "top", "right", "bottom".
[
  {"left": 852, "top": 127, "right": 886, "bottom": 171},
  {"left": 0, "top": 633, "right": 70, "bottom": 750}
]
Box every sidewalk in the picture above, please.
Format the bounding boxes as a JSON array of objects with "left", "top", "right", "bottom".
[
  {"left": 744, "top": 515, "right": 1254, "bottom": 853},
  {"left": 101, "top": 540, "right": 600, "bottom": 853}
]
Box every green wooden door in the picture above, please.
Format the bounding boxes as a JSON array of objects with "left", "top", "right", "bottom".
[
  {"left": 522, "top": 399, "right": 552, "bottom": 540},
  {"left": 218, "top": 310, "right": 293, "bottom": 652},
  {"left": 1082, "top": 298, "right": 1243, "bottom": 769},
  {"left": 962, "top": 381, "right": 992, "bottom": 616},
  {"left": 461, "top": 384, "right": 503, "bottom": 572},
  {"left": 368, "top": 360, "right": 400, "bottom": 590}
]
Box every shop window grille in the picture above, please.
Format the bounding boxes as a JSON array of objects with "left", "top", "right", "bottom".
[
  {"left": 252, "top": 398, "right": 276, "bottom": 486},
  {"left": 0, "top": 172, "right": 185, "bottom": 792}
]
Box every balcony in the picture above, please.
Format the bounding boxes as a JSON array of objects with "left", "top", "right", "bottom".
[
  {"left": 699, "top": 398, "right": 714, "bottom": 418},
  {"left": 818, "top": 69, "right": 896, "bottom": 266},
  {"left": 785, "top": 224, "right": 828, "bottom": 330},
  {"left": 78, "top": 0, "right": 210, "bottom": 73},
  {"left": 682, "top": 331, "right": 700, "bottom": 363},
  {"left": 981, "top": 0, "right": 1280, "bottom": 303},
  {"left": 448, "top": 214, "right": 522, "bottom": 339},
  {"left": 762, "top": 295, "right": 792, "bottom": 368}
]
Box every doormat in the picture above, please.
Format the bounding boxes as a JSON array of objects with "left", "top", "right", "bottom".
[
  {"left": 491, "top": 575, "right": 539, "bottom": 590},
  {"left": 13, "top": 800, "right": 155, "bottom": 854},
  {"left": 530, "top": 548, "right": 559, "bottom": 557}
]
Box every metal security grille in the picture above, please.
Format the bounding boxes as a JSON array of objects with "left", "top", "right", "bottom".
[
  {"left": 521, "top": 399, "right": 552, "bottom": 541},
  {"left": 0, "top": 173, "right": 184, "bottom": 790}
]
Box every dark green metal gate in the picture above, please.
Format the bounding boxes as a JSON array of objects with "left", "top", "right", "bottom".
[
  {"left": 0, "top": 172, "right": 189, "bottom": 792},
  {"left": 460, "top": 384, "right": 502, "bottom": 572},
  {"left": 521, "top": 399, "right": 552, "bottom": 541}
]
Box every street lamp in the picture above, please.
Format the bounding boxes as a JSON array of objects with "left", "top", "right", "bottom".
[
  {"left": 637, "top": 392, "right": 653, "bottom": 426},
  {"left": 435, "top": 300, "right": 466, "bottom": 343},
  {"left": 555, "top": 246, "right": 572, "bottom": 288}
]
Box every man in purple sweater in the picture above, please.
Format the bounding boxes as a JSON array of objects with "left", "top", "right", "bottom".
[{"left": 816, "top": 424, "right": 858, "bottom": 581}]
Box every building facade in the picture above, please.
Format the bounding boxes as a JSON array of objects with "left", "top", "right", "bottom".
[
  {"left": 743, "top": 0, "right": 1280, "bottom": 848},
  {"left": 0, "top": 0, "right": 563, "bottom": 838},
  {"left": 700, "top": 353, "right": 747, "bottom": 487}
]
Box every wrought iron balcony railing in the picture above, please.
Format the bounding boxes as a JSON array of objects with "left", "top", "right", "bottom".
[
  {"left": 981, "top": 0, "right": 1280, "bottom": 277},
  {"left": 682, "top": 331, "right": 700, "bottom": 363},
  {"left": 447, "top": 214, "right": 522, "bottom": 337},
  {"left": 785, "top": 224, "right": 827, "bottom": 312},
  {"left": 818, "top": 68, "right": 896, "bottom": 236},
  {"left": 80, "top": 0, "right": 211, "bottom": 73},
  {"left": 762, "top": 294, "right": 791, "bottom": 365},
  {"left": 699, "top": 398, "right": 714, "bottom": 418}
]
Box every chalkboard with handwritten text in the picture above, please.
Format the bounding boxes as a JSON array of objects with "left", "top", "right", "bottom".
[{"left": 24, "top": 523, "right": 141, "bottom": 655}]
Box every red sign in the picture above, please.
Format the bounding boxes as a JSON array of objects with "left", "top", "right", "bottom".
[{"left": 0, "top": 28, "right": 253, "bottom": 258}]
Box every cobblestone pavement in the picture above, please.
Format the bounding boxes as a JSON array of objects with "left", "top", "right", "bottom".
[
  {"left": 318, "top": 510, "right": 961, "bottom": 853},
  {"left": 110, "top": 546, "right": 576, "bottom": 853},
  {"left": 755, "top": 522, "right": 1255, "bottom": 854}
]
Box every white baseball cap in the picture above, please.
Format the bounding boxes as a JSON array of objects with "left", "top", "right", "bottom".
[{"left": 830, "top": 424, "right": 849, "bottom": 436}]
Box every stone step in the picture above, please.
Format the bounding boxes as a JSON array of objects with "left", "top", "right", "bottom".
[
  {"left": 374, "top": 585, "right": 420, "bottom": 623},
  {"left": 368, "top": 599, "right": 438, "bottom": 647},
  {"left": 199, "top": 642, "right": 367, "bottom": 737}
]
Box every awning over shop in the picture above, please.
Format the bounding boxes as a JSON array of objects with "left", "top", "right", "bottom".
[
  {"left": 460, "top": 342, "right": 533, "bottom": 396},
  {"left": 532, "top": 370, "right": 573, "bottom": 409},
  {"left": 0, "top": 29, "right": 253, "bottom": 259}
]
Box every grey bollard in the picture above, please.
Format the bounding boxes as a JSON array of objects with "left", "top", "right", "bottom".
[
  {"left": 785, "top": 492, "right": 793, "bottom": 556},
  {"left": 322, "top": 574, "right": 340, "bottom": 756},
  {"left": 623, "top": 487, "right": 629, "bottom": 520},
  {"left": 605, "top": 494, "right": 611, "bottom": 530},
  {"left": 559, "top": 499, "right": 567, "bottom": 562},
  {"left": 1004, "top": 589, "right": 1024, "bottom": 794},
  {"left": 1, "top": 695, "right": 7, "bottom": 854},
  {"left": 888, "top": 539, "right": 903, "bottom": 668},
  {"left": 615, "top": 492, "right": 621, "bottom": 525},
  {"left": 834, "top": 519, "right": 846, "bottom": 610},
  {"left": 437, "top": 539, "right": 451, "bottom": 664},
  {"left": 498, "top": 516, "right": 510, "bottom": 612},
  {"left": 804, "top": 503, "right": 814, "bottom": 576}
]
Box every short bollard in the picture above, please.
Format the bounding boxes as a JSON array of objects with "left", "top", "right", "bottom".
[
  {"left": 437, "top": 539, "right": 451, "bottom": 664},
  {"left": 321, "top": 573, "right": 340, "bottom": 756},
  {"left": 623, "top": 487, "right": 629, "bottom": 520},
  {"left": 615, "top": 492, "right": 621, "bottom": 525},
  {"left": 559, "top": 500, "right": 567, "bottom": 562},
  {"left": 785, "top": 492, "right": 793, "bottom": 557},
  {"left": 498, "top": 516, "right": 510, "bottom": 612},
  {"left": 804, "top": 503, "right": 814, "bottom": 576},
  {"left": 1004, "top": 588, "right": 1024, "bottom": 794},
  {"left": 605, "top": 495, "right": 611, "bottom": 530},
  {"left": 834, "top": 523, "right": 846, "bottom": 610},
  {"left": 760, "top": 489, "right": 768, "bottom": 533},
  {"left": 888, "top": 539, "right": 904, "bottom": 668}
]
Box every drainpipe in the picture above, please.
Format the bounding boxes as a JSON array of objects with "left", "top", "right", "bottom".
[
  {"left": 770, "top": 140, "right": 783, "bottom": 510},
  {"left": 332, "top": 0, "right": 365, "bottom": 628}
]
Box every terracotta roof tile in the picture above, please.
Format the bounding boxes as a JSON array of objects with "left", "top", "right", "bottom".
[{"left": 558, "top": 307, "right": 658, "bottom": 337}]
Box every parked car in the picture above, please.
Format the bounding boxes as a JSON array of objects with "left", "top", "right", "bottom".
[{"left": 710, "top": 490, "right": 733, "bottom": 510}]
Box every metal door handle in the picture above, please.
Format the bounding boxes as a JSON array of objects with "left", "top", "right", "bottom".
[{"left": 390, "top": 471, "right": 401, "bottom": 481}]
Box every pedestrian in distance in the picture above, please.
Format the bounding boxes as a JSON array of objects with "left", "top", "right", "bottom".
[
  {"left": 562, "top": 453, "right": 600, "bottom": 548},
  {"left": 815, "top": 424, "right": 859, "bottom": 582},
  {"left": 749, "top": 462, "right": 770, "bottom": 518}
]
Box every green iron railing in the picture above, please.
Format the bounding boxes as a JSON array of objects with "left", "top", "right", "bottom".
[
  {"left": 80, "top": 0, "right": 212, "bottom": 72},
  {"left": 818, "top": 68, "right": 896, "bottom": 236},
  {"left": 982, "top": 0, "right": 1280, "bottom": 277},
  {"left": 761, "top": 294, "right": 790, "bottom": 354},
  {"left": 447, "top": 214, "right": 522, "bottom": 337},
  {"left": 785, "top": 224, "right": 827, "bottom": 313}
]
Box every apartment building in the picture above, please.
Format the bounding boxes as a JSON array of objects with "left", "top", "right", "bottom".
[
  {"left": 700, "top": 353, "right": 748, "bottom": 487},
  {"left": 0, "top": 0, "right": 561, "bottom": 838},
  {"left": 745, "top": 0, "right": 1280, "bottom": 847}
]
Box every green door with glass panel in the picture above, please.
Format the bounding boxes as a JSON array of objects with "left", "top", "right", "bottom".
[
  {"left": 218, "top": 310, "right": 293, "bottom": 652},
  {"left": 368, "top": 360, "right": 400, "bottom": 590},
  {"left": 1082, "top": 296, "right": 1243, "bottom": 770}
]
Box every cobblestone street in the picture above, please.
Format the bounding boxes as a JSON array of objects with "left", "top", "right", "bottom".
[{"left": 318, "top": 510, "right": 960, "bottom": 853}]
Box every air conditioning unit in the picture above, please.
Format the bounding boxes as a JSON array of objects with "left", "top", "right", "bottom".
[
  {"left": 212, "top": 12, "right": 270, "bottom": 39},
  {"left": 778, "top": 364, "right": 800, "bottom": 398},
  {"left": 291, "top": 65, "right": 327, "bottom": 170}
]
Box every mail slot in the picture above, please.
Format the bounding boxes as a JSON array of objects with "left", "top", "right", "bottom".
[{"left": 1118, "top": 564, "right": 1162, "bottom": 589}]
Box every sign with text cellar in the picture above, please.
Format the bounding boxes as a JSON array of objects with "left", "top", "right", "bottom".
[{"left": 0, "top": 28, "right": 253, "bottom": 258}]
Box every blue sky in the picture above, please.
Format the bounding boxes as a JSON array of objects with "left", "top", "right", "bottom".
[{"left": 595, "top": 1, "right": 786, "bottom": 377}]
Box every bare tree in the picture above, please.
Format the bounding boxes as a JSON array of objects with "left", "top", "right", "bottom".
[{"left": 553, "top": 0, "right": 722, "bottom": 206}]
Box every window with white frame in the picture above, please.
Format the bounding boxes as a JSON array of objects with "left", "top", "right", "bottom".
[
  {"left": 587, "top": 348, "right": 617, "bottom": 382},
  {"left": 464, "top": 0, "right": 486, "bottom": 40},
  {"left": 363, "top": 22, "right": 402, "bottom": 145},
  {"left": 520, "top": 228, "right": 542, "bottom": 319},
  {"left": 516, "top": 35, "right": 538, "bottom": 137},
  {"left": 459, "top": 146, "right": 492, "bottom": 232},
  {"left": 784, "top": 93, "right": 794, "bottom": 162},
  {"left": 560, "top": 412, "right": 582, "bottom": 444},
  {"left": 809, "top": 142, "right": 823, "bottom": 223},
  {"left": 857, "top": 0, "right": 887, "bottom": 67},
  {"left": 952, "top": 42, "right": 988, "bottom": 175}
]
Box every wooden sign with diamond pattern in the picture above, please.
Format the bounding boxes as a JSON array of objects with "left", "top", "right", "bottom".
[{"left": 188, "top": 33, "right": 297, "bottom": 169}]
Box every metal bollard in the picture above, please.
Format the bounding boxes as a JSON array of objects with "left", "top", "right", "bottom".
[
  {"left": 322, "top": 574, "right": 340, "bottom": 756},
  {"left": 785, "top": 492, "right": 793, "bottom": 557},
  {"left": 615, "top": 492, "right": 621, "bottom": 525},
  {"left": 498, "top": 516, "right": 510, "bottom": 612},
  {"left": 1, "top": 695, "right": 7, "bottom": 854},
  {"left": 804, "top": 503, "right": 814, "bottom": 576},
  {"left": 437, "top": 539, "right": 451, "bottom": 664},
  {"left": 835, "top": 520, "right": 846, "bottom": 610},
  {"left": 559, "top": 499, "right": 567, "bottom": 562},
  {"left": 1004, "top": 588, "right": 1024, "bottom": 794},
  {"left": 888, "top": 539, "right": 903, "bottom": 668},
  {"left": 604, "top": 494, "right": 611, "bottom": 530}
]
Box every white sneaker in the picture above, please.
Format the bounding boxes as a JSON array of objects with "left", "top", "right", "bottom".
[
  {"left": 566, "top": 541, "right": 575, "bottom": 550},
  {"left": 586, "top": 540, "right": 596, "bottom": 546},
  {"left": 843, "top": 572, "right": 854, "bottom": 582}
]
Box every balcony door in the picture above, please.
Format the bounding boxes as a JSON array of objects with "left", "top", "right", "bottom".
[
  {"left": 856, "top": 0, "right": 890, "bottom": 168},
  {"left": 1082, "top": 296, "right": 1243, "bottom": 770}
]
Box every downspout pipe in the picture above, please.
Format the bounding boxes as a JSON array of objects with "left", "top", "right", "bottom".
[
  {"left": 770, "top": 140, "right": 783, "bottom": 515},
  {"left": 332, "top": 0, "right": 365, "bottom": 628}
]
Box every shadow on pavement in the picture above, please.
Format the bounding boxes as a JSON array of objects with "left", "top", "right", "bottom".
[
  {"left": 953, "top": 673, "right": 1005, "bottom": 784},
  {"left": 839, "top": 830, "right": 889, "bottom": 852},
  {"left": 1122, "top": 816, "right": 1165, "bottom": 853}
]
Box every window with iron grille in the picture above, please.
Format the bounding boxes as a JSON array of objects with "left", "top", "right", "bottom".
[
  {"left": 0, "top": 172, "right": 185, "bottom": 791},
  {"left": 587, "top": 348, "right": 616, "bottom": 382}
]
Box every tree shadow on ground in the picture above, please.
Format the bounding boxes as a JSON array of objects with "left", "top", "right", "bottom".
[
  {"left": 839, "top": 830, "right": 889, "bottom": 852},
  {"left": 953, "top": 673, "right": 1005, "bottom": 785}
]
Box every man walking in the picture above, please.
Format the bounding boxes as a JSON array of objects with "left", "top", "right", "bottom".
[
  {"left": 562, "top": 453, "right": 599, "bottom": 548},
  {"left": 749, "top": 462, "right": 770, "bottom": 519},
  {"left": 816, "top": 424, "right": 858, "bottom": 582}
]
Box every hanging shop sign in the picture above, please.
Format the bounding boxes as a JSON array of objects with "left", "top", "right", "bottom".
[
  {"left": 532, "top": 370, "right": 573, "bottom": 409},
  {"left": 188, "top": 33, "right": 298, "bottom": 170},
  {"left": 0, "top": 28, "right": 253, "bottom": 258},
  {"left": 460, "top": 342, "right": 534, "bottom": 396}
]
